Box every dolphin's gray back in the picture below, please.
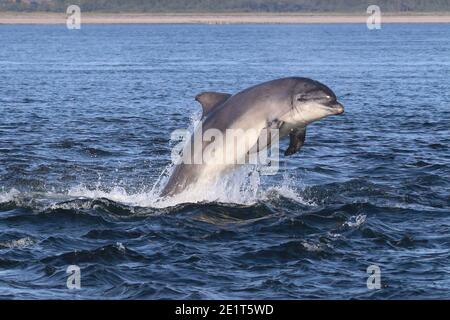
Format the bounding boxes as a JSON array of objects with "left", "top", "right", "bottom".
[{"left": 202, "top": 77, "right": 298, "bottom": 131}]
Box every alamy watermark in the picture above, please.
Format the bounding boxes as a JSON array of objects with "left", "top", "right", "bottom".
[
  {"left": 366, "top": 265, "right": 381, "bottom": 289},
  {"left": 170, "top": 126, "right": 280, "bottom": 175},
  {"left": 66, "top": 5, "right": 81, "bottom": 30},
  {"left": 367, "top": 5, "right": 382, "bottom": 30},
  {"left": 66, "top": 265, "right": 81, "bottom": 289}
]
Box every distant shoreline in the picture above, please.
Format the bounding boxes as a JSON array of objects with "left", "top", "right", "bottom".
[{"left": 1, "top": 12, "right": 450, "bottom": 24}]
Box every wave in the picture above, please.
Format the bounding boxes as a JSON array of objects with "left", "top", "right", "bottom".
[
  {"left": 41, "top": 242, "right": 145, "bottom": 264},
  {"left": 0, "top": 176, "right": 441, "bottom": 218},
  {"left": 0, "top": 175, "right": 310, "bottom": 213}
]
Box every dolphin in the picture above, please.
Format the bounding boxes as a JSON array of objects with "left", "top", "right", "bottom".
[{"left": 160, "top": 77, "right": 344, "bottom": 197}]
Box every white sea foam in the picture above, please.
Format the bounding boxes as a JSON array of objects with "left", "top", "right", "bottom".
[
  {"left": 0, "top": 188, "right": 20, "bottom": 203},
  {"left": 301, "top": 241, "right": 323, "bottom": 252},
  {"left": 115, "top": 242, "right": 126, "bottom": 252},
  {"left": 67, "top": 184, "right": 158, "bottom": 207},
  {"left": 343, "top": 214, "right": 367, "bottom": 228},
  {"left": 66, "top": 164, "right": 260, "bottom": 208},
  {"left": 0, "top": 237, "right": 34, "bottom": 249}
]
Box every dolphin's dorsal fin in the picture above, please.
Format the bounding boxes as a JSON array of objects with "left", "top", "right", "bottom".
[
  {"left": 195, "top": 92, "right": 231, "bottom": 118},
  {"left": 284, "top": 127, "right": 306, "bottom": 156}
]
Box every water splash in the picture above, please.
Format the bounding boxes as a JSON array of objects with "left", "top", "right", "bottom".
[
  {"left": 65, "top": 164, "right": 260, "bottom": 207},
  {"left": 0, "top": 188, "right": 20, "bottom": 203},
  {"left": 0, "top": 165, "right": 310, "bottom": 210},
  {"left": 0, "top": 109, "right": 312, "bottom": 209}
]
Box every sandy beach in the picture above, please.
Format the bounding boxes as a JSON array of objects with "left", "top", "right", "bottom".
[{"left": 1, "top": 12, "right": 450, "bottom": 24}]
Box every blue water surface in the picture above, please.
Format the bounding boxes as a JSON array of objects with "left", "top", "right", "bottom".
[{"left": 0, "top": 24, "right": 449, "bottom": 299}]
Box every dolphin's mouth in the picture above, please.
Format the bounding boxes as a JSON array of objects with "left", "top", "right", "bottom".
[
  {"left": 334, "top": 102, "right": 344, "bottom": 114},
  {"left": 325, "top": 102, "right": 344, "bottom": 114}
]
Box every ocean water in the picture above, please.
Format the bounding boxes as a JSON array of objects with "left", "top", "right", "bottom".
[{"left": 0, "top": 24, "right": 449, "bottom": 299}]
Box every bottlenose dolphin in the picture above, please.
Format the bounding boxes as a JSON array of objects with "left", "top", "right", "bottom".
[{"left": 161, "top": 77, "right": 344, "bottom": 197}]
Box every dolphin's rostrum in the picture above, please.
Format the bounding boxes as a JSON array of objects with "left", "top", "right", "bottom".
[{"left": 161, "top": 77, "right": 344, "bottom": 197}]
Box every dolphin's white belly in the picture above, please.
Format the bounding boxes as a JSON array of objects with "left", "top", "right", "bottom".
[{"left": 179, "top": 119, "right": 265, "bottom": 188}]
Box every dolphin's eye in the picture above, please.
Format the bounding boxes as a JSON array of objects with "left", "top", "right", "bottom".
[{"left": 296, "top": 91, "right": 333, "bottom": 102}]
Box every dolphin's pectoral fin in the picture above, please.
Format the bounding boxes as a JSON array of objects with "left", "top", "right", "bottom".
[
  {"left": 284, "top": 127, "right": 306, "bottom": 156},
  {"left": 195, "top": 92, "right": 232, "bottom": 118},
  {"left": 249, "top": 119, "right": 283, "bottom": 154}
]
